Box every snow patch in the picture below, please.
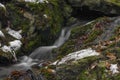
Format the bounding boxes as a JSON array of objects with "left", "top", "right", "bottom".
[
  {"left": 1, "top": 40, "right": 22, "bottom": 61},
  {"left": 1, "top": 40, "right": 22, "bottom": 52},
  {"left": 6, "top": 27, "right": 22, "bottom": 39},
  {"left": 83, "top": 20, "right": 94, "bottom": 26},
  {"left": 1, "top": 45, "right": 11, "bottom": 52},
  {"left": 9, "top": 40, "right": 22, "bottom": 51},
  {"left": 110, "top": 64, "right": 119, "bottom": 74},
  {"left": 52, "top": 48, "right": 100, "bottom": 65},
  {"left": 0, "top": 30, "right": 5, "bottom": 37},
  {"left": 43, "top": 14, "right": 48, "bottom": 18},
  {"left": 25, "top": 0, "right": 48, "bottom": 3},
  {"left": 0, "top": 3, "right": 5, "bottom": 8}
]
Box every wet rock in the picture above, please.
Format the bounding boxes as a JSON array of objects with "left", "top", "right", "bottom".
[
  {"left": 55, "top": 17, "right": 120, "bottom": 58},
  {"left": 5, "top": 70, "right": 37, "bottom": 80},
  {"left": 0, "top": 3, "right": 8, "bottom": 28},
  {"left": 51, "top": 16, "right": 120, "bottom": 80},
  {"left": 0, "top": 56, "right": 10, "bottom": 66}
]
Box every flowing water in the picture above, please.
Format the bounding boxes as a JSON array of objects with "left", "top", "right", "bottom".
[
  {"left": 0, "top": 21, "right": 88, "bottom": 79},
  {"left": 29, "top": 27, "right": 71, "bottom": 59}
]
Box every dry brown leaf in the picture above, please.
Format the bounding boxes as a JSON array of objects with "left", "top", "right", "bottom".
[
  {"left": 105, "top": 61, "right": 111, "bottom": 69},
  {"left": 106, "top": 52, "right": 116, "bottom": 60}
]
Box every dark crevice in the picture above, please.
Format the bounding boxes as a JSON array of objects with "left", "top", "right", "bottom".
[
  {"left": 0, "top": 0, "right": 12, "bottom": 3},
  {"left": 72, "top": 6, "right": 119, "bottom": 20}
]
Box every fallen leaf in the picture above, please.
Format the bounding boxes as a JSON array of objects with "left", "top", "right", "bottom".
[
  {"left": 106, "top": 52, "right": 116, "bottom": 60},
  {"left": 105, "top": 61, "right": 111, "bottom": 69}
]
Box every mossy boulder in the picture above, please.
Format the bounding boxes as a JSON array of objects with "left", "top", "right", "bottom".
[
  {"left": 54, "top": 17, "right": 120, "bottom": 59},
  {"left": 49, "top": 16, "right": 120, "bottom": 80},
  {"left": 0, "top": 0, "right": 72, "bottom": 62},
  {"left": 68, "top": 0, "right": 120, "bottom": 15}
]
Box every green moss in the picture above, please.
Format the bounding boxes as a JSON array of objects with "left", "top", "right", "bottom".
[
  {"left": 114, "top": 75, "right": 120, "bottom": 79},
  {"left": 2, "top": 0, "right": 72, "bottom": 59},
  {"left": 6, "top": 3, "right": 30, "bottom": 30},
  {"left": 85, "top": 29, "right": 103, "bottom": 43},
  {"left": 67, "top": 59, "right": 120, "bottom": 80},
  {"left": 71, "top": 22, "right": 95, "bottom": 39},
  {"left": 55, "top": 56, "right": 100, "bottom": 80},
  {"left": 55, "top": 18, "right": 107, "bottom": 59},
  {"left": 58, "top": 40, "right": 75, "bottom": 56},
  {"left": 106, "top": 0, "right": 120, "bottom": 6}
]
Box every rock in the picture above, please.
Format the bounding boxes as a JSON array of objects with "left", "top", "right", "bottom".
[
  {"left": 0, "top": 56, "right": 10, "bottom": 66},
  {"left": 5, "top": 70, "right": 37, "bottom": 80},
  {"left": 1, "top": 0, "right": 120, "bottom": 80},
  {"left": 0, "top": 0, "right": 72, "bottom": 61},
  {"left": 0, "top": 3, "right": 8, "bottom": 28},
  {"left": 51, "top": 16, "right": 120, "bottom": 80},
  {"left": 68, "top": 0, "right": 120, "bottom": 15},
  {"left": 55, "top": 17, "right": 120, "bottom": 58}
]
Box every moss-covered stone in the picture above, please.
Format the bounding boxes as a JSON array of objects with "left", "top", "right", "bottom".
[
  {"left": 54, "top": 17, "right": 117, "bottom": 59},
  {"left": 0, "top": 0, "right": 72, "bottom": 61},
  {"left": 49, "top": 16, "right": 120, "bottom": 80},
  {"left": 68, "top": 0, "right": 120, "bottom": 14},
  {"left": 106, "top": 0, "right": 120, "bottom": 6}
]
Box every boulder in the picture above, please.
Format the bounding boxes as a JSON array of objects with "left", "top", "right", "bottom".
[
  {"left": 0, "top": 0, "right": 72, "bottom": 62},
  {"left": 68, "top": 0, "right": 120, "bottom": 15}
]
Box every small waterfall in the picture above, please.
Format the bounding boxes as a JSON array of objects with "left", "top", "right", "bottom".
[
  {"left": 0, "top": 21, "right": 88, "bottom": 79},
  {"left": 53, "top": 27, "right": 71, "bottom": 47},
  {"left": 0, "top": 56, "right": 38, "bottom": 79},
  {"left": 29, "top": 27, "right": 71, "bottom": 59},
  {"left": 29, "top": 21, "right": 88, "bottom": 60},
  {"left": 0, "top": 27, "right": 72, "bottom": 79}
]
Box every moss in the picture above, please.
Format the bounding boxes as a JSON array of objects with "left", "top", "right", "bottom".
[
  {"left": 21, "top": 35, "right": 42, "bottom": 54},
  {"left": 6, "top": 3, "right": 30, "bottom": 30},
  {"left": 114, "top": 75, "right": 120, "bottom": 79},
  {"left": 55, "top": 17, "right": 107, "bottom": 59},
  {"left": 84, "top": 29, "right": 103, "bottom": 43},
  {"left": 106, "top": 0, "right": 120, "bottom": 6},
  {"left": 58, "top": 40, "right": 75, "bottom": 55},
  {"left": 52, "top": 17, "right": 120, "bottom": 79},
  {"left": 27, "top": 0, "right": 71, "bottom": 35},
  {"left": 1, "top": 0, "right": 72, "bottom": 59},
  {"left": 55, "top": 56, "right": 100, "bottom": 80},
  {"left": 58, "top": 58, "right": 120, "bottom": 80}
]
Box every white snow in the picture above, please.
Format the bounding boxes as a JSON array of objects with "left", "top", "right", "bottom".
[
  {"left": 110, "top": 64, "right": 119, "bottom": 74},
  {"left": 1, "top": 45, "right": 11, "bottom": 52},
  {"left": 0, "top": 30, "right": 5, "bottom": 37},
  {"left": 52, "top": 48, "right": 100, "bottom": 65},
  {"left": 84, "top": 20, "right": 94, "bottom": 26},
  {"left": 0, "top": 3, "right": 6, "bottom": 11},
  {"left": 6, "top": 27, "right": 22, "bottom": 39},
  {"left": 0, "top": 28, "right": 22, "bottom": 61},
  {"left": 9, "top": 40, "right": 22, "bottom": 51},
  {"left": 1, "top": 40, "right": 22, "bottom": 61},
  {"left": 0, "top": 3, "right": 5, "bottom": 8},
  {"left": 24, "top": 0, "right": 48, "bottom": 3},
  {"left": 25, "top": 0, "right": 36, "bottom": 3},
  {"left": 1, "top": 40, "right": 22, "bottom": 52},
  {"left": 38, "top": 0, "right": 45, "bottom": 3},
  {"left": 43, "top": 14, "right": 48, "bottom": 18}
]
